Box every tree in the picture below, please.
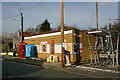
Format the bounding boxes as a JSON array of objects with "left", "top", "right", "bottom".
[
  {"left": 35, "top": 24, "right": 42, "bottom": 33},
  {"left": 54, "top": 24, "right": 72, "bottom": 30},
  {"left": 101, "top": 21, "right": 120, "bottom": 32},
  {"left": 111, "top": 22, "right": 120, "bottom": 32},
  {"left": 13, "top": 29, "right": 21, "bottom": 37},
  {"left": 25, "top": 28, "right": 36, "bottom": 33},
  {"left": 36, "top": 19, "right": 52, "bottom": 33},
  {"left": 88, "top": 27, "right": 97, "bottom": 31},
  {"left": 101, "top": 21, "right": 120, "bottom": 51},
  {"left": 72, "top": 24, "right": 79, "bottom": 29},
  {"left": 100, "top": 23, "right": 112, "bottom": 30}
]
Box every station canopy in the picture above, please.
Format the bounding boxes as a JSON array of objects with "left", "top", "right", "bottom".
[{"left": 85, "top": 30, "right": 119, "bottom": 37}]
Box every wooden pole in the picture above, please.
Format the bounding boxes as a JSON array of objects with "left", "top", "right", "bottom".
[
  {"left": 21, "top": 8, "right": 23, "bottom": 42},
  {"left": 60, "top": 0, "right": 65, "bottom": 68},
  {"left": 96, "top": 0, "right": 100, "bottom": 62},
  {"left": 96, "top": 0, "right": 98, "bottom": 30}
]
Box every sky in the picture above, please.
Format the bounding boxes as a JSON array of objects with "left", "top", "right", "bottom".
[
  {"left": 2, "top": 1, "right": 119, "bottom": 35},
  {"left": 118, "top": 1, "right": 120, "bottom": 19}
]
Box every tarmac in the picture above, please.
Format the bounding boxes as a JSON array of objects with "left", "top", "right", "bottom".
[{"left": 1, "top": 55, "right": 120, "bottom": 74}]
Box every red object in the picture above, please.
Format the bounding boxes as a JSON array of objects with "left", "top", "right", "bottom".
[
  {"left": 79, "top": 42, "right": 82, "bottom": 52},
  {"left": 43, "top": 45, "right": 46, "bottom": 52},
  {"left": 39, "top": 42, "right": 41, "bottom": 45},
  {"left": 19, "top": 42, "right": 26, "bottom": 58},
  {"left": 51, "top": 39, "right": 54, "bottom": 55}
]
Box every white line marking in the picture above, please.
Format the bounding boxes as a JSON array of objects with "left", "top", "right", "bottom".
[{"left": 76, "top": 66, "right": 120, "bottom": 73}]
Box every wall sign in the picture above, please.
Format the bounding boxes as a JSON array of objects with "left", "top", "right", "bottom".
[
  {"left": 67, "top": 43, "right": 72, "bottom": 54},
  {"left": 36, "top": 45, "right": 42, "bottom": 53},
  {"left": 43, "top": 45, "right": 46, "bottom": 53},
  {"left": 55, "top": 44, "right": 61, "bottom": 53},
  {"left": 47, "top": 44, "right": 50, "bottom": 53},
  {"left": 51, "top": 39, "right": 54, "bottom": 55},
  {"left": 39, "top": 41, "right": 47, "bottom": 45},
  {"left": 80, "top": 42, "right": 82, "bottom": 52},
  {"left": 39, "top": 45, "right": 42, "bottom": 53}
]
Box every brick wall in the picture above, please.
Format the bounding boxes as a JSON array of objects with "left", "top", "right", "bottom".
[{"left": 24, "top": 28, "right": 96, "bottom": 63}]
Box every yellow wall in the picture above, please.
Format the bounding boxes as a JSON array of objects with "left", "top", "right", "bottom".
[
  {"left": 25, "top": 32, "right": 74, "bottom": 62},
  {"left": 25, "top": 28, "right": 96, "bottom": 63}
]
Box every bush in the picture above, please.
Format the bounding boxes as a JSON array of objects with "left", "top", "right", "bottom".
[
  {"left": 2, "top": 50, "right": 6, "bottom": 53},
  {"left": 9, "top": 48, "right": 14, "bottom": 52}
]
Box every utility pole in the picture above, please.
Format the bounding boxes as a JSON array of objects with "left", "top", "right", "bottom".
[
  {"left": 96, "top": 0, "right": 98, "bottom": 30},
  {"left": 60, "top": 0, "right": 65, "bottom": 68},
  {"left": 21, "top": 8, "right": 23, "bottom": 42},
  {"left": 96, "top": 0, "right": 100, "bottom": 63}
]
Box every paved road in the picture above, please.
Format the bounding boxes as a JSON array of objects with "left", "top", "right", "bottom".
[
  {"left": 1, "top": 58, "right": 119, "bottom": 79},
  {"left": 2, "top": 60, "right": 94, "bottom": 78}
]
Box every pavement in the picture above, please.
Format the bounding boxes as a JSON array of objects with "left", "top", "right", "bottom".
[
  {"left": 1, "top": 55, "right": 120, "bottom": 74},
  {"left": 43, "top": 62, "right": 120, "bottom": 74}
]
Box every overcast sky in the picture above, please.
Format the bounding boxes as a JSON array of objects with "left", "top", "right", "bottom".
[{"left": 2, "top": 2, "right": 118, "bottom": 34}]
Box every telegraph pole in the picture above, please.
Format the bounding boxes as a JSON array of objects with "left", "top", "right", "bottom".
[
  {"left": 21, "top": 8, "right": 23, "bottom": 42},
  {"left": 96, "top": 0, "right": 100, "bottom": 62},
  {"left": 60, "top": 0, "right": 65, "bottom": 68},
  {"left": 96, "top": 0, "right": 98, "bottom": 30}
]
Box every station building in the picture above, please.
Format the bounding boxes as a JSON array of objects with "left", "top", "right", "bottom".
[{"left": 24, "top": 28, "right": 96, "bottom": 63}]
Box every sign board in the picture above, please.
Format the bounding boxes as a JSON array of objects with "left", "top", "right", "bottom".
[
  {"left": 39, "top": 41, "right": 47, "bottom": 45},
  {"left": 51, "top": 39, "right": 54, "bottom": 55},
  {"left": 43, "top": 45, "right": 46, "bottom": 53},
  {"left": 36, "top": 45, "right": 42, "bottom": 53},
  {"left": 47, "top": 44, "right": 50, "bottom": 53},
  {"left": 80, "top": 42, "right": 82, "bottom": 52},
  {"left": 67, "top": 43, "right": 72, "bottom": 54},
  {"left": 39, "top": 45, "right": 42, "bottom": 53},
  {"left": 55, "top": 44, "right": 61, "bottom": 53}
]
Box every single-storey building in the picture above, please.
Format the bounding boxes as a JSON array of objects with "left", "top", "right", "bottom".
[{"left": 24, "top": 28, "right": 96, "bottom": 63}]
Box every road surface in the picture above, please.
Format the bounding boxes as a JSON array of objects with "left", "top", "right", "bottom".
[{"left": 1, "top": 57, "right": 119, "bottom": 79}]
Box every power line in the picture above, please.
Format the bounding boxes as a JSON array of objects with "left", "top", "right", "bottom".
[
  {"left": 23, "top": 2, "right": 41, "bottom": 11},
  {"left": 1, "top": 14, "right": 20, "bottom": 21},
  {"left": 15, "top": 2, "right": 21, "bottom": 13},
  {"left": 16, "top": 2, "right": 20, "bottom": 10},
  {"left": 2, "top": 2, "right": 41, "bottom": 21},
  {"left": 89, "top": 2, "right": 96, "bottom": 29}
]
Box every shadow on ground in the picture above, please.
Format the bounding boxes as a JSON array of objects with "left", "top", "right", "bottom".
[{"left": 2, "top": 58, "right": 44, "bottom": 78}]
